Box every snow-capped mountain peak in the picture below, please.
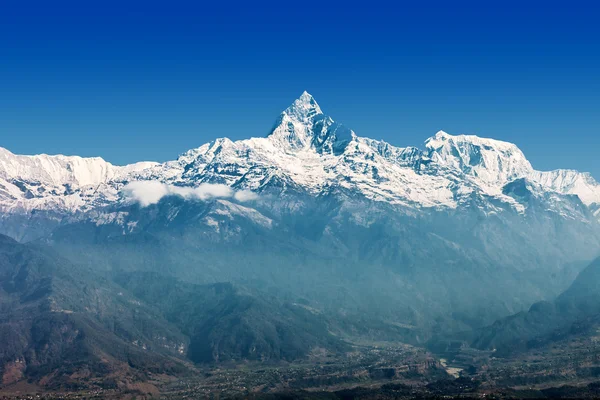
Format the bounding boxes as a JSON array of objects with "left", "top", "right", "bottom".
[
  {"left": 426, "top": 130, "right": 453, "bottom": 144},
  {"left": 425, "top": 130, "right": 534, "bottom": 186},
  {"left": 284, "top": 90, "right": 323, "bottom": 120},
  {"left": 268, "top": 91, "right": 353, "bottom": 155}
]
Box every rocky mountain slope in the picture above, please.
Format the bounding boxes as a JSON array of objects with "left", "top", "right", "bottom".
[
  {"left": 470, "top": 256, "right": 600, "bottom": 355},
  {"left": 0, "top": 234, "right": 354, "bottom": 391},
  {"left": 0, "top": 234, "right": 189, "bottom": 389}
]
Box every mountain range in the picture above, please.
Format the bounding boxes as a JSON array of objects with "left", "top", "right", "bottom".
[
  {"left": 1, "top": 92, "right": 599, "bottom": 228},
  {"left": 1, "top": 92, "right": 600, "bottom": 394}
]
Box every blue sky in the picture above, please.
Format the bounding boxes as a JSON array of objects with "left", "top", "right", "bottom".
[{"left": 1, "top": 1, "right": 599, "bottom": 177}]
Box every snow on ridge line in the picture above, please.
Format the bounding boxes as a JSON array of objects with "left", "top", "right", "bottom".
[
  {"left": 0, "top": 145, "right": 159, "bottom": 187},
  {"left": 424, "top": 130, "right": 522, "bottom": 151},
  {"left": 122, "top": 181, "right": 258, "bottom": 207},
  {"left": 1, "top": 92, "right": 599, "bottom": 213}
]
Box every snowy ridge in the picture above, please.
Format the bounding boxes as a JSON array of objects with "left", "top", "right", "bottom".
[
  {"left": 425, "top": 130, "right": 534, "bottom": 185},
  {"left": 530, "top": 169, "right": 600, "bottom": 207},
  {"left": 0, "top": 92, "right": 599, "bottom": 219},
  {"left": 0, "top": 147, "right": 157, "bottom": 213},
  {"left": 0, "top": 147, "right": 156, "bottom": 186}
]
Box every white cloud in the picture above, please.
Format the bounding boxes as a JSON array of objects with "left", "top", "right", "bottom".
[
  {"left": 195, "top": 183, "right": 233, "bottom": 200},
  {"left": 234, "top": 190, "right": 259, "bottom": 202},
  {"left": 123, "top": 181, "right": 170, "bottom": 207},
  {"left": 122, "top": 181, "right": 257, "bottom": 207}
]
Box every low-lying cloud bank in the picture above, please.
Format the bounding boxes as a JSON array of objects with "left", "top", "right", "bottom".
[{"left": 123, "top": 181, "right": 258, "bottom": 207}]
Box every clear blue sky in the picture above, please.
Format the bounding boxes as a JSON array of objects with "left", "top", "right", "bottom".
[{"left": 1, "top": 1, "right": 599, "bottom": 178}]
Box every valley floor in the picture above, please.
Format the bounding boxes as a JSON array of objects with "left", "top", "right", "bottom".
[{"left": 5, "top": 338, "right": 600, "bottom": 399}]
